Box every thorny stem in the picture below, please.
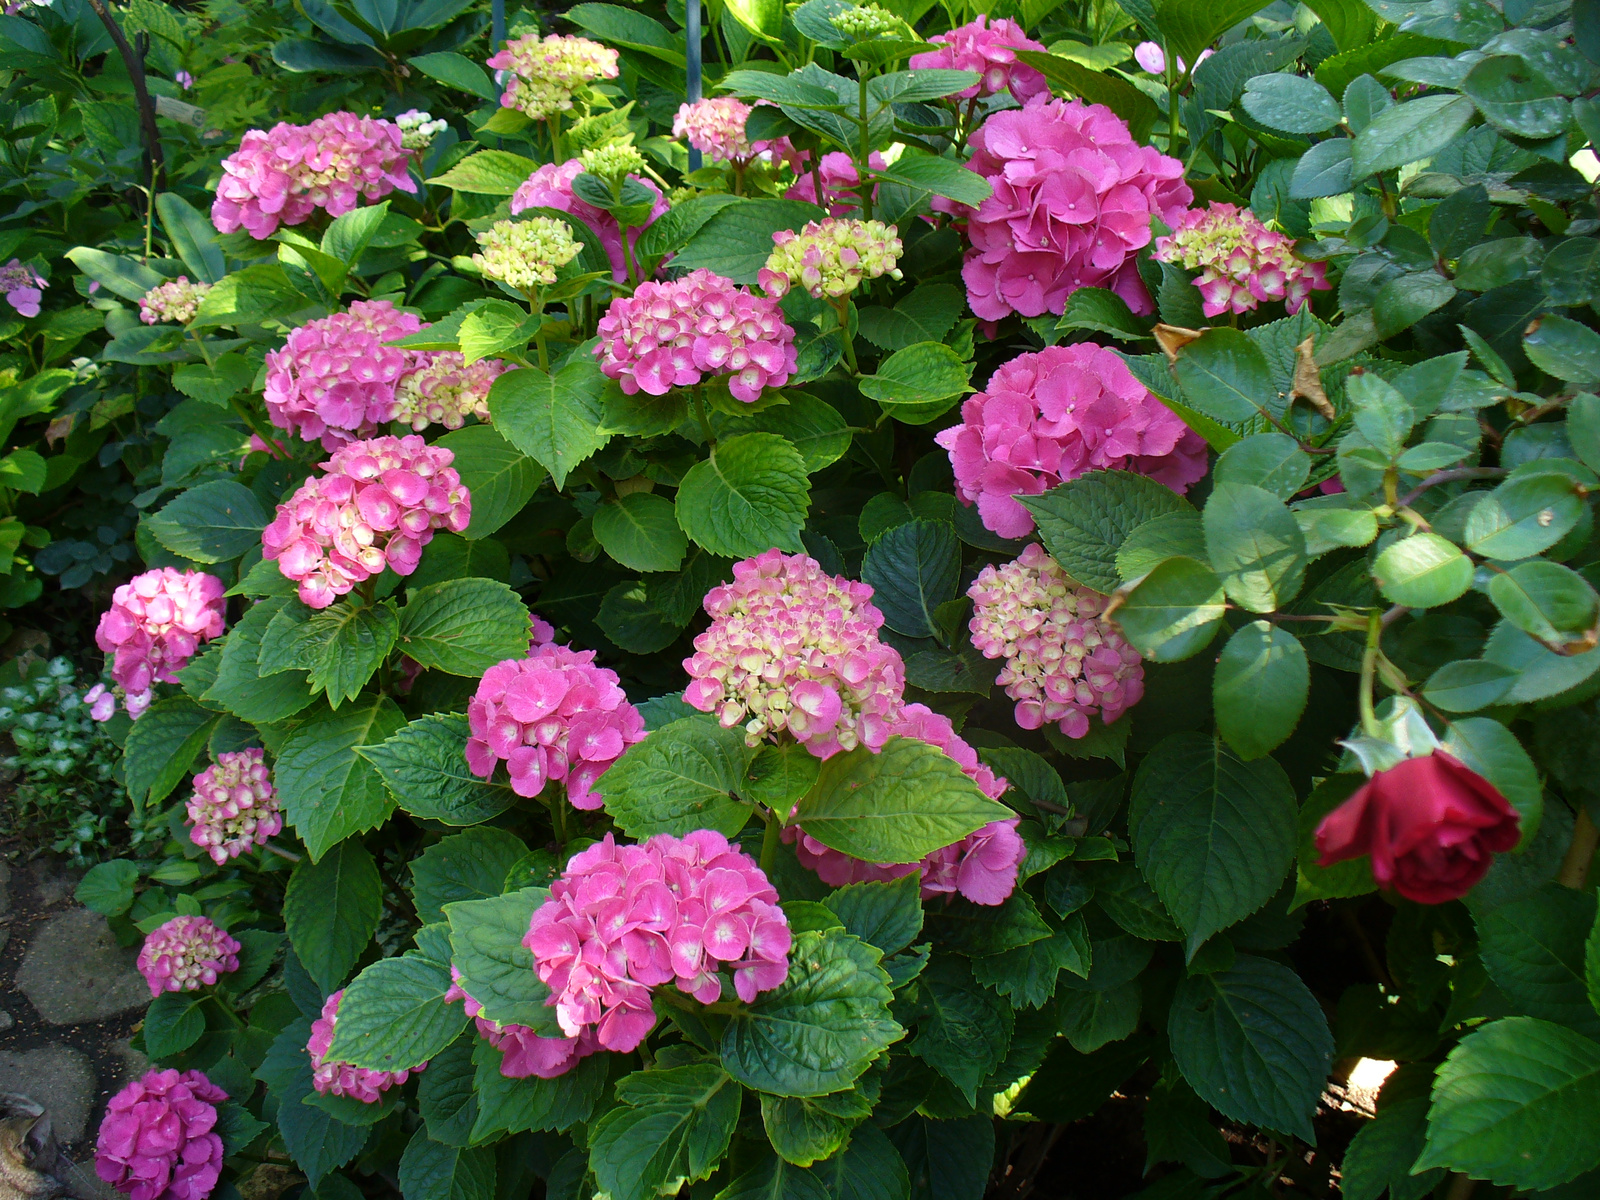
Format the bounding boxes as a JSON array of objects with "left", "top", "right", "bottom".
[
  {"left": 1558, "top": 808, "right": 1599, "bottom": 890},
  {"left": 1359, "top": 610, "right": 1383, "bottom": 739},
  {"left": 83, "top": 0, "right": 165, "bottom": 193},
  {"left": 1395, "top": 466, "right": 1506, "bottom": 509},
  {"left": 263, "top": 842, "right": 302, "bottom": 863}
]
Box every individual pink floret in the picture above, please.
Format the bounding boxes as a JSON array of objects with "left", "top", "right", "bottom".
[
  {"left": 784, "top": 150, "right": 885, "bottom": 215},
  {"left": 95, "top": 1069, "right": 227, "bottom": 1200},
  {"left": 308, "top": 990, "right": 425, "bottom": 1102},
  {"left": 0, "top": 258, "right": 45, "bottom": 317},
  {"left": 969, "top": 543, "right": 1145, "bottom": 738},
  {"left": 525, "top": 831, "right": 791, "bottom": 1051},
  {"left": 260, "top": 434, "right": 470, "bottom": 609},
  {"left": 186, "top": 749, "right": 282, "bottom": 865},
  {"left": 510, "top": 158, "right": 668, "bottom": 283},
  {"left": 909, "top": 16, "right": 1047, "bottom": 103},
  {"left": 464, "top": 641, "right": 646, "bottom": 807},
  {"left": 1153, "top": 201, "right": 1331, "bottom": 317},
  {"left": 935, "top": 342, "right": 1207, "bottom": 540},
  {"left": 594, "top": 269, "right": 798, "bottom": 403},
  {"left": 136, "top": 916, "right": 240, "bottom": 998},
  {"left": 445, "top": 967, "right": 599, "bottom": 1079},
  {"left": 93, "top": 568, "right": 227, "bottom": 720},
  {"left": 211, "top": 113, "right": 416, "bottom": 239}
]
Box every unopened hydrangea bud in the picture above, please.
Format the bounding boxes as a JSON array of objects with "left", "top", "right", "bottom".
[
  {"left": 137, "top": 916, "right": 240, "bottom": 998},
  {"left": 759, "top": 218, "right": 902, "bottom": 300},
  {"left": 308, "top": 990, "right": 425, "bottom": 1102},
  {"left": 94, "top": 569, "right": 227, "bottom": 720},
  {"left": 139, "top": 277, "right": 211, "bottom": 325},
  {"left": 511, "top": 158, "right": 669, "bottom": 283},
  {"left": 486, "top": 34, "right": 619, "bottom": 120},
  {"left": 394, "top": 108, "right": 447, "bottom": 150},
  {"left": 831, "top": 3, "right": 904, "bottom": 39},
  {"left": 393, "top": 352, "right": 506, "bottom": 431},
  {"left": 446, "top": 967, "right": 599, "bottom": 1078},
  {"left": 580, "top": 143, "right": 646, "bottom": 183},
  {"left": 473, "top": 217, "right": 582, "bottom": 292},
  {"left": 1153, "top": 202, "right": 1331, "bottom": 317},
  {"left": 186, "top": 749, "right": 283, "bottom": 864},
  {"left": 96, "top": 1069, "right": 226, "bottom": 1200},
  {"left": 968, "top": 543, "right": 1145, "bottom": 738}
]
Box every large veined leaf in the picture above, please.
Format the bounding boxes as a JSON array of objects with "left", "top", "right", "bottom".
[
  {"left": 587, "top": 1064, "right": 742, "bottom": 1200},
  {"left": 284, "top": 839, "right": 382, "bottom": 995},
  {"left": 276, "top": 696, "right": 407, "bottom": 861},
  {"left": 1478, "top": 886, "right": 1600, "bottom": 1040},
  {"left": 1021, "top": 470, "right": 1192, "bottom": 593},
  {"left": 446, "top": 887, "right": 562, "bottom": 1035},
  {"left": 592, "top": 717, "right": 755, "bottom": 839},
  {"left": 324, "top": 954, "right": 466, "bottom": 1072}
]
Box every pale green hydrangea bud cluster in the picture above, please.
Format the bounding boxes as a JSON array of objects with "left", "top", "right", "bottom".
[
  {"left": 580, "top": 143, "right": 647, "bottom": 184},
  {"left": 759, "top": 218, "right": 903, "bottom": 300},
  {"left": 831, "top": 3, "right": 905, "bottom": 39},
  {"left": 472, "top": 217, "right": 582, "bottom": 291},
  {"left": 139, "top": 277, "right": 211, "bottom": 325}
]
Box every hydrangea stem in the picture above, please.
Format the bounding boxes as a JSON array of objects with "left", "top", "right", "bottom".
[
  {"left": 1558, "top": 808, "right": 1598, "bottom": 890},
  {"left": 692, "top": 384, "right": 716, "bottom": 446},
  {"left": 760, "top": 807, "right": 781, "bottom": 876}
]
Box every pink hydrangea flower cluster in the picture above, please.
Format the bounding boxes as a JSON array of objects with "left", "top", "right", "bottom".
[
  {"left": 0, "top": 258, "right": 45, "bottom": 317},
  {"left": 137, "top": 916, "right": 240, "bottom": 998},
  {"left": 594, "top": 269, "right": 798, "bottom": 403},
  {"left": 673, "top": 97, "right": 778, "bottom": 164},
  {"left": 935, "top": 343, "right": 1208, "bottom": 539},
  {"left": 525, "top": 831, "right": 792, "bottom": 1052},
  {"left": 944, "top": 99, "right": 1192, "bottom": 321},
  {"left": 909, "top": 16, "right": 1048, "bottom": 103},
  {"left": 784, "top": 150, "right": 884, "bottom": 215},
  {"left": 93, "top": 568, "right": 226, "bottom": 720},
  {"left": 308, "top": 990, "right": 425, "bottom": 1102},
  {"left": 511, "top": 158, "right": 668, "bottom": 283},
  {"left": 264, "top": 299, "right": 426, "bottom": 448},
  {"left": 261, "top": 434, "right": 470, "bottom": 609},
  {"left": 683, "top": 549, "right": 906, "bottom": 758},
  {"left": 186, "top": 748, "right": 283, "bottom": 865},
  {"left": 95, "top": 1070, "right": 226, "bottom": 1200},
  {"left": 760, "top": 218, "right": 903, "bottom": 300},
  {"left": 969, "top": 543, "right": 1145, "bottom": 737},
  {"left": 445, "top": 967, "right": 599, "bottom": 1079},
  {"left": 487, "top": 33, "right": 619, "bottom": 120},
  {"left": 392, "top": 352, "right": 505, "bottom": 431},
  {"left": 1153, "top": 202, "right": 1331, "bottom": 318},
  {"left": 211, "top": 113, "right": 416, "bottom": 239},
  {"left": 465, "top": 641, "right": 646, "bottom": 806},
  {"left": 139, "top": 278, "right": 210, "bottom": 325}
]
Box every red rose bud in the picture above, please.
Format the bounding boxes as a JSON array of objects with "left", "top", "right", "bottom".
[{"left": 1314, "top": 752, "right": 1521, "bottom": 904}]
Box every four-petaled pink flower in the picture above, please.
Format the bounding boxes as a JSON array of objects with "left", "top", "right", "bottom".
[
  {"left": 308, "top": 990, "right": 426, "bottom": 1102},
  {"left": 1153, "top": 201, "right": 1331, "bottom": 318},
  {"left": 909, "top": 16, "right": 1047, "bottom": 103},
  {"left": 0, "top": 258, "right": 45, "bottom": 317},
  {"left": 446, "top": 966, "right": 600, "bottom": 1078},
  {"left": 95, "top": 1069, "right": 227, "bottom": 1200},
  {"left": 137, "top": 916, "right": 240, "bottom": 998},
  {"left": 94, "top": 568, "right": 227, "bottom": 720}
]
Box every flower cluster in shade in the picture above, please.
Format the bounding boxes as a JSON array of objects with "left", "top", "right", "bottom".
[
  {"left": 0, "top": 258, "right": 45, "bottom": 317},
  {"left": 186, "top": 748, "right": 282, "bottom": 865},
  {"left": 909, "top": 16, "right": 1047, "bottom": 103},
  {"left": 465, "top": 641, "right": 647, "bottom": 807},
  {"left": 594, "top": 269, "right": 798, "bottom": 403},
  {"left": 136, "top": 916, "right": 240, "bottom": 998},
  {"left": 473, "top": 217, "right": 581, "bottom": 292},
  {"left": 261, "top": 434, "right": 470, "bottom": 609},
  {"left": 445, "top": 967, "right": 599, "bottom": 1079},
  {"left": 674, "top": 97, "right": 793, "bottom": 166},
  {"left": 1153, "top": 202, "right": 1331, "bottom": 318},
  {"left": 943, "top": 99, "right": 1192, "bottom": 321},
  {"left": 525, "top": 831, "right": 792, "bottom": 1052},
  {"left": 395, "top": 109, "right": 447, "bottom": 150},
  {"left": 684, "top": 549, "right": 906, "bottom": 758},
  {"left": 211, "top": 113, "right": 416, "bottom": 239},
  {"left": 138, "top": 278, "right": 210, "bottom": 326},
  {"left": 393, "top": 352, "right": 505, "bottom": 431},
  {"left": 487, "top": 33, "right": 619, "bottom": 120},
  {"left": 92, "top": 568, "right": 226, "bottom": 720},
  {"left": 936, "top": 343, "right": 1207, "bottom": 539},
  {"left": 968, "top": 543, "right": 1145, "bottom": 738},
  {"left": 784, "top": 151, "right": 884, "bottom": 215},
  {"left": 511, "top": 158, "right": 669, "bottom": 282},
  {"left": 95, "top": 1070, "right": 226, "bottom": 1200},
  {"left": 759, "top": 218, "right": 903, "bottom": 300},
  {"left": 1132, "top": 42, "right": 1212, "bottom": 76},
  {"left": 308, "top": 990, "right": 425, "bottom": 1103}
]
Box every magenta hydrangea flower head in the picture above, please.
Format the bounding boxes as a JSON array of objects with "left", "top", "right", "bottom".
[
  {"left": 683, "top": 549, "right": 906, "bottom": 759},
  {"left": 211, "top": 113, "right": 416, "bottom": 239},
  {"left": 392, "top": 352, "right": 505, "bottom": 431},
  {"left": 464, "top": 641, "right": 647, "bottom": 807},
  {"left": 783, "top": 150, "right": 885, "bottom": 215},
  {"left": 943, "top": 99, "right": 1192, "bottom": 320},
  {"left": 969, "top": 543, "right": 1144, "bottom": 737},
  {"left": 138, "top": 278, "right": 211, "bottom": 326},
  {"left": 759, "top": 219, "right": 903, "bottom": 300},
  {"left": 264, "top": 299, "right": 426, "bottom": 449},
  {"left": 594, "top": 269, "right": 798, "bottom": 403},
  {"left": 0, "top": 258, "right": 45, "bottom": 317},
  {"left": 486, "top": 33, "right": 619, "bottom": 120},
  {"left": 137, "top": 916, "right": 240, "bottom": 998},
  {"left": 186, "top": 748, "right": 282, "bottom": 865},
  {"left": 510, "top": 158, "right": 668, "bottom": 283},
  {"left": 94, "top": 568, "right": 227, "bottom": 720},
  {"left": 261, "top": 434, "right": 470, "bottom": 609},
  {"left": 1154, "top": 202, "right": 1331, "bottom": 318},
  {"left": 935, "top": 343, "right": 1208, "bottom": 539},
  {"left": 524, "top": 831, "right": 791, "bottom": 1051},
  {"left": 909, "top": 16, "right": 1048, "bottom": 103},
  {"left": 446, "top": 967, "right": 600, "bottom": 1078},
  {"left": 95, "top": 1069, "right": 227, "bottom": 1200},
  {"left": 308, "top": 990, "right": 425, "bottom": 1102}
]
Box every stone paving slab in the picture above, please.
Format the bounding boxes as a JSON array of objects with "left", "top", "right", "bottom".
[
  {"left": 14, "top": 909, "right": 149, "bottom": 1026},
  {"left": 0, "top": 1044, "right": 97, "bottom": 1141}
]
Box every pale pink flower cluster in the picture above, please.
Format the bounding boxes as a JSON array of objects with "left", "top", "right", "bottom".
[
  {"left": 935, "top": 343, "right": 1208, "bottom": 539},
  {"left": 93, "top": 569, "right": 226, "bottom": 720},
  {"left": 511, "top": 158, "right": 668, "bottom": 283},
  {"left": 487, "top": 33, "right": 619, "bottom": 120},
  {"left": 969, "top": 543, "right": 1144, "bottom": 737},
  {"left": 464, "top": 642, "right": 647, "bottom": 807},
  {"left": 139, "top": 277, "right": 210, "bottom": 325},
  {"left": 211, "top": 113, "right": 416, "bottom": 239},
  {"left": 674, "top": 97, "right": 765, "bottom": 164},
  {"left": 784, "top": 151, "right": 884, "bottom": 215},
  {"left": 264, "top": 299, "right": 425, "bottom": 448},
  {"left": 759, "top": 218, "right": 903, "bottom": 300},
  {"left": 308, "top": 990, "right": 425, "bottom": 1103},
  {"left": 0, "top": 258, "right": 44, "bottom": 317},
  {"left": 944, "top": 99, "right": 1192, "bottom": 320},
  {"left": 95, "top": 1070, "right": 226, "bottom": 1200},
  {"left": 594, "top": 269, "right": 798, "bottom": 403},
  {"left": 684, "top": 549, "right": 906, "bottom": 757},
  {"left": 186, "top": 749, "right": 282, "bottom": 865},
  {"left": 1133, "top": 42, "right": 1212, "bottom": 76},
  {"left": 909, "top": 15, "right": 1047, "bottom": 103},
  {"left": 446, "top": 967, "right": 599, "bottom": 1079},
  {"left": 261, "top": 434, "right": 470, "bottom": 609},
  {"left": 1153, "top": 202, "right": 1331, "bottom": 318},
  {"left": 393, "top": 352, "right": 505, "bottom": 431},
  {"left": 137, "top": 916, "right": 240, "bottom": 998},
  {"left": 525, "top": 831, "right": 792, "bottom": 1052}
]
